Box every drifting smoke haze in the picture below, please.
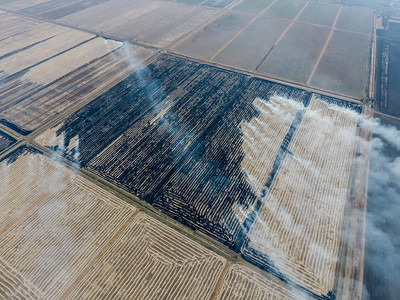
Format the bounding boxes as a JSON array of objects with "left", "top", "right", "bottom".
[
  {"left": 363, "top": 117, "right": 400, "bottom": 300},
  {"left": 241, "top": 97, "right": 400, "bottom": 299}
]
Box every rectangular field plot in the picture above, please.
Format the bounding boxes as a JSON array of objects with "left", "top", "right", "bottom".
[
  {"left": 0, "top": 148, "right": 137, "bottom": 299},
  {"left": 233, "top": 0, "right": 274, "bottom": 14},
  {"left": 243, "top": 96, "right": 360, "bottom": 298},
  {"left": 17, "top": 0, "right": 110, "bottom": 20},
  {"left": 335, "top": 6, "right": 373, "bottom": 35},
  {"left": 0, "top": 29, "right": 94, "bottom": 77},
  {"left": 259, "top": 22, "right": 330, "bottom": 84},
  {"left": 174, "top": 12, "right": 253, "bottom": 59},
  {"left": 38, "top": 54, "right": 310, "bottom": 250},
  {"left": 218, "top": 263, "right": 309, "bottom": 300},
  {"left": 36, "top": 54, "right": 363, "bottom": 298},
  {"left": 309, "top": 30, "right": 371, "bottom": 98},
  {"left": 202, "top": 0, "right": 235, "bottom": 8},
  {"left": 66, "top": 213, "right": 226, "bottom": 300},
  {"left": 0, "top": 38, "right": 153, "bottom": 132},
  {"left": 56, "top": 0, "right": 218, "bottom": 48},
  {"left": 0, "top": 131, "right": 15, "bottom": 153},
  {"left": 263, "top": 0, "right": 307, "bottom": 20},
  {"left": 297, "top": 1, "right": 341, "bottom": 27},
  {"left": 214, "top": 16, "right": 289, "bottom": 70}
]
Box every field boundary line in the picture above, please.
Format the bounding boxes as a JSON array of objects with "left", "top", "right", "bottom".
[
  {"left": 210, "top": 0, "right": 279, "bottom": 60},
  {"left": 0, "top": 192, "right": 51, "bottom": 236},
  {"left": 306, "top": 5, "right": 343, "bottom": 85},
  {"left": 369, "top": 13, "right": 377, "bottom": 99},
  {"left": 255, "top": 1, "right": 310, "bottom": 71},
  {"left": 210, "top": 261, "right": 232, "bottom": 300},
  {"left": 59, "top": 209, "right": 140, "bottom": 300}
]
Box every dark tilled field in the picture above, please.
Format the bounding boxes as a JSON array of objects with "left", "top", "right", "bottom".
[
  {"left": 0, "top": 130, "right": 15, "bottom": 153},
  {"left": 54, "top": 54, "right": 310, "bottom": 250}
]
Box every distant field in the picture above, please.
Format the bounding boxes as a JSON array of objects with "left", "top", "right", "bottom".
[
  {"left": 56, "top": 0, "right": 218, "bottom": 48},
  {"left": 309, "top": 30, "right": 370, "bottom": 98},
  {"left": 177, "top": 0, "right": 204, "bottom": 4},
  {"left": 67, "top": 213, "right": 226, "bottom": 300},
  {"left": 174, "top": 12, "right": 252, "bottom": 59},
  {"left": 0, "top": 131, "right": 15, "bottom": 153},
  {"left": 214, "top": 16, "right": 289, "bottom": 70},
  {"left": 263, "top": 0, "right": 307, "bottom": 20},
  {"left": 297, "top": 1, "right": 340, "bottom": 26},
  {"left": 335, "top": 6, "right": 373, "bottom": 34},
  {"left": 232, "top": 0, "right": 274, "bottom": 14},
  {"left": 386, "top": 40, "right": 400, "bottom": 117},
  {"left": 259, "top": 22, "right": 330, "bottom": 84},
  {"left": 202, "top": 0, "right": 235, "bottom": 8},
  {"left": 0, "top": 12, "right": 154, "bottom": 132}
]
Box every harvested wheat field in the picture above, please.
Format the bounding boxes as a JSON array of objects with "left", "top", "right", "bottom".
[
  {"left": 0, "top": 22, "right": 153, "bottom": 132},
  {"left": 218, "top": 263, "right": 311, "bottom": 300},
  {"left": 66, "top": 213, "right": 226, "bottom": 300},
  {"left": 0, "top": 148, "right": 230, "bottom": 300},
  {"left": 243, "top": 96, "right": 360, "bottom": 297},
  {"left": 0, "top": 148, "right": 137, "bottom": 299}
]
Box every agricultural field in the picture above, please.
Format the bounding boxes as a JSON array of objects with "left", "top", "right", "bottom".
[
  {"left": 202, "top": 0, "right": 235, "bottom": 8},
  {"left": 35, "top": 53, "right": 364, "bottom": 300},
  {"left": 218, "top": 263, "right": 310, "bottom": 300},
  {"left": 171, "top": 0, "right": 373, "bottom": 98},
  {"left": 309, "top": 30, "right": 371, "bottom": 98},
  {"left": 335, "top": 6, "right": 374, "bottom": 34},
  {"left": 232, "top": 0, "right": 274, "bottom": 14},
  {"left": 66, "top": 213, "right": 226, "bottom": 300},
  {"left": 0, "top": 12, "right": 154, "bottom": 132},
  {"left": 375, "top": 23, "right": 400, "bottom": 117},
  {"left": 263, "top": 0, "right": 307, "bottom": 20},
  {"left": 0, "top": 131, "right": 15, "bottom": 153},
  {"left": 45, "top": 0, "right": 218, "bottom": 48},
  {"left": 174, "top": 12, "right": 253, "bottom": 59},
  {"left": 243, "top": 96, "right": 361, "bottom": 298},
  {"left": 0, "top": 148, "right": 235, "bottom": 299},
  {"left": 214, "top": 16, "right": 290, "bottom": 70},
  {"left": 37, "top": 54, "right": 312, "bottom": 250},
  {"left": 297, "top": 1, "right": 341, "bottom": 27},
  {"left": 259, "top": 22, "right": 330, "bottom": 84},
  {"left": 0, "top": 148, "right": 137, "bottom": 299}
]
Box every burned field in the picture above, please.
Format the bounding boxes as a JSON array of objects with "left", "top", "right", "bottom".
[
  {"left": 0, "top": 131, "right": 15, "bottom": 153},
  {"left": 39, "top": 54, "right": 363, "bottom": 299}
]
